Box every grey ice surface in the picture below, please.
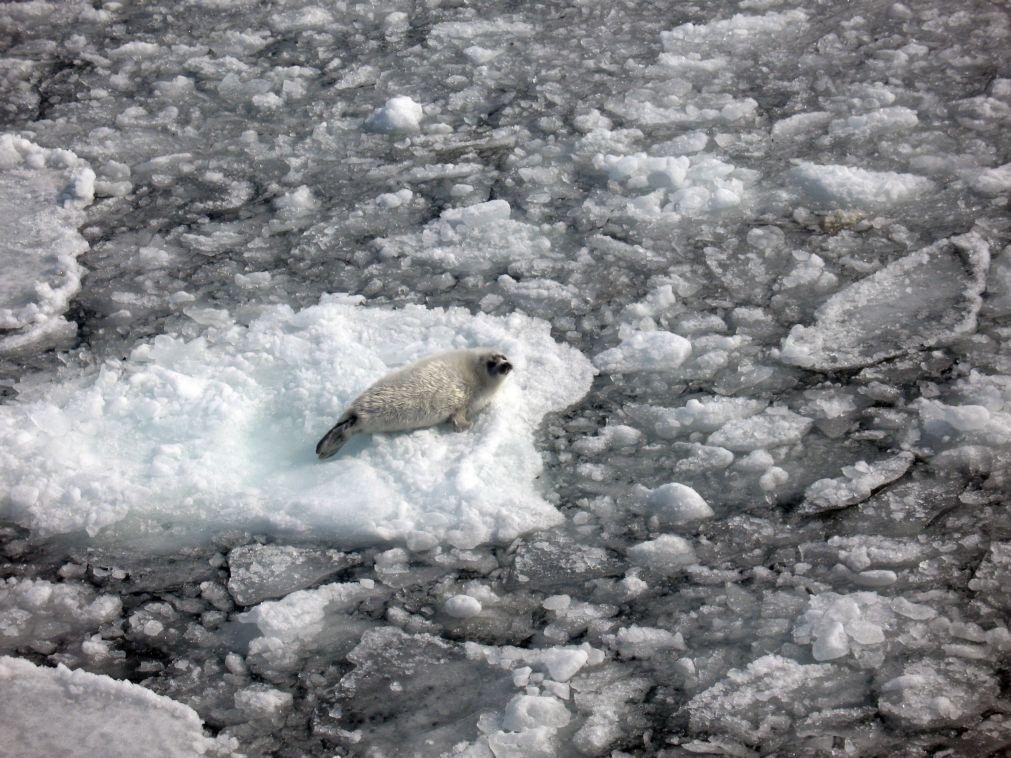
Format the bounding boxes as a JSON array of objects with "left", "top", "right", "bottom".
[{"left": 1, "top": 0, "right": 1010, "bottom": 756}]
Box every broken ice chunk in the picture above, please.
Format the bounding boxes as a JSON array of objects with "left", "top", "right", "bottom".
[
  {"left": 609, "top": 625, "right": 686, "bottom": 658},
  {"left": 0, "top": 578, "right": 121, "bottom": 654},
  {"left": 233, "top": 684, "right": 293, "bottom": 726},
  {"left": 365, "top": 96, "right": 424, "bottom": 133},
  {"left": 444, "top": 594, "right": 483, "bottom": 619},
  {"left": 968, "top": 542, "right": 1011, "bottom": 612},
  {"left": 627, "top": 535, "right": 696, "bottom": 574},
  {"left": 593, "top": 329, "right": 692, "bottom": 374},
  {"left": 967, "top": 161, "right": 1011, "bottom": 196},
  {"left": 672, "top": 443, "right": 735, "bottom": 474},
  {"left": 226, "top": 544, "right": 361, "bottom": 606},
  {"left": 466, "top": 641, "right": 600, "bottom": 683},
  {"left": 644, "top": 482, "right": 714, "bottom": 525},
  {"left": 879, "top": 658, "right": 999, "bottom": 729},
  {"left": 799, "top": 452, "right": 914, "bottom": 515},
  {"left": 571, "top": 425, "right": 642, "bottom": 455},
  {"left": 501, "top": 694, "right": 571, "bottom": 731},
  {"left": 237, "top": 580, "right": 379, "bottom": 673},
  {"left": 811, "top": 620, "right": 849, "bottom": 661},
  {"left": 0, "top": 656, "right": 232, "bottom": 756},
  {"left": 789, "top": 161, "right": 933, "bottom": 209},
  {"left": 706, "top": 407, "right": 812, "bottom": 451},
  {"left": 0, "top": 135, "right": 90, "bottom": 357},
  {"left": 375, "top": 199, "right": 552, "bottom": 275},
  {"left": 758, "top": 466, "right": 789, "bottom": 492},
  {"left": 329, "top": 627, "right": 515, "bottom": 755},
  {"left": 510, "top": 531, "right": 622, "bottom": 590},
  {"left": 687, "top": 654, "right": 868, "bottom": 748}
]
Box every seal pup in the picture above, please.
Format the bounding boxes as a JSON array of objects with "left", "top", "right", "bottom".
[{"left": 316, "top": 348, "right": 513, "bottom": 459}]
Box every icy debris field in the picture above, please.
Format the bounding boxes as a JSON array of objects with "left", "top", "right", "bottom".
[{"left": 0, "top": 0, "right": 1009, "bottom": 755}]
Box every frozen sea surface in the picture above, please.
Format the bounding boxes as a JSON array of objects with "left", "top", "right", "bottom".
[{"left": 0, "top": 0, "right": 1009, "bottom": 755}]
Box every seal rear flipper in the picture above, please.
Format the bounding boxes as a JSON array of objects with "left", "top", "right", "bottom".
[{"left": 316, "top": 414, "right": 357, "bottom": 459}]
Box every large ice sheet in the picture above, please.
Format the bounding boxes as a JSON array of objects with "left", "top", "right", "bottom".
[
  {"left": 0, "top": 135, "right": 92, "bottom": 357},
  {"left": 781, "top": 234, "right": 989, "bottom": 370},
  {"left": 0, "top": 656, "right": 232, "bottom": 757},
  {"left": 0, "top": 298, "right": 593, "bottom": 548}
]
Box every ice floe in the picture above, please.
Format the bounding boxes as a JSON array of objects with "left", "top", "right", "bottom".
[
  {"left": 0, "top": 298, "right": 592, "bottom": 549},
  {"left": 0, "top": 656, "right": 232, "bottom": 757},
  {"left": 0, "top": 135, "right": 92, "bottom": 357}
]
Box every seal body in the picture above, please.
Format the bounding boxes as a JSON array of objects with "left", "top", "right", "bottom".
[{"left": 316, "top": 349, "right": 513, "bottom": 459}]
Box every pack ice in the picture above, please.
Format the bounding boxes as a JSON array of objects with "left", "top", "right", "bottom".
[{"left": 0, "top": 298, "right": 593, "bottom": 548}]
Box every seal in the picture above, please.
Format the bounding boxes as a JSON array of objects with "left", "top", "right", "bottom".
[{"left": 316, "top": 348, "right": 513, "bottom": 459}]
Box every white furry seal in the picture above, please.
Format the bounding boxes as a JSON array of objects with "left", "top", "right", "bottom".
[{"left": 316, "top": 348, "right": 513, "bottom": 459}]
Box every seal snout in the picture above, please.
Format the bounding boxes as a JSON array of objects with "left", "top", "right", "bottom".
[{"left": 486, "top": 353, "right": 512, "bottom": 377}]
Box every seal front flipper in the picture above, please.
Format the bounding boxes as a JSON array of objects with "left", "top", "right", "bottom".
[
  {"left": 316, "top": 413, "right": 357, "bottom": 459},
  {"left": 450, "top": 409, "right": 471, "bottom": 432}
]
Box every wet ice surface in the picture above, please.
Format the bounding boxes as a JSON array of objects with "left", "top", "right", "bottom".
[{"left": 0, "top": 0, "right": 1009, "bottom": 756}]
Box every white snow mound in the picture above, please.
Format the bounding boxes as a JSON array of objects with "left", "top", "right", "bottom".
[
  {"left": 645, "top": 482, "right": 713, "bottom": 524},
  {"left": 0, "top": 297, "right": 593, "bottom": 549}
]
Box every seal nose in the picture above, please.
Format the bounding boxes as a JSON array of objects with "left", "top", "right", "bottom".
[{"left": 498, "top": 361, "right": 512, "bottom": 375}]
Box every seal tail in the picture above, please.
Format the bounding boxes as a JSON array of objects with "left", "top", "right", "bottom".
[{"left": 316, "top": 413, "right": 357, "bottom": 459}]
